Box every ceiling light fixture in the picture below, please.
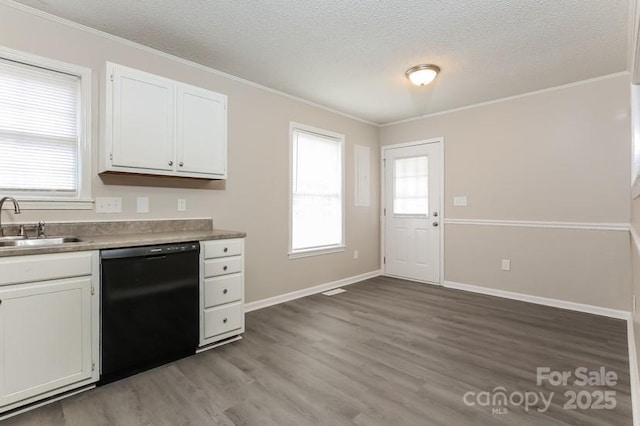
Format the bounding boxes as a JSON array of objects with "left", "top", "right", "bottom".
[{"left": 406, "top": 64, "right": 440, "bottom": 86}]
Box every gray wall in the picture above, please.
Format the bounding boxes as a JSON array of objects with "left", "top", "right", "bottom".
[
  {"left": 381, "top": 75, "right": 632, "bottom": 310},
  {"left": 0, "top": 3, "right": 381, "bottom": 303},
  {"left": 1, "top": 2, "right": 634, "bottom": 313}
]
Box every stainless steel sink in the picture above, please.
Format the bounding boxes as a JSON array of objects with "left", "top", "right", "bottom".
[{"left": 0, "top": 237, "right": 81, "bottom": 247}]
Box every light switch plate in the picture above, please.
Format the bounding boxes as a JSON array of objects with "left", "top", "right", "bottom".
[
  {"left": 501, "top": 259, "right": 511, "bottom": 271},
  {"left": 453, "top": 196, "right": 468, "bottom": 206},
  {"left": 95, "top": 197, "right": 122, "bottom": 213},
  {"left": 136, "top": 197, "right": 149, "bottom": 213},
  {"left": 177, "top": 198, "right": 187, "bottom": 212}
]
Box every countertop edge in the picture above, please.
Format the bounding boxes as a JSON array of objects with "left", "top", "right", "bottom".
[{"left": 0, "top": 229, "right": 246, "bottom": 258}]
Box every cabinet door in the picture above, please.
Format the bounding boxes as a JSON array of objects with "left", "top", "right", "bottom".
[
  {"left": 0, "top": 277, "right": 93, "bottom": 408},
  {"left": 176, "top": 84, "right": 227, "bottom": 177},
  {"left": 111, "top": 65, "right": 175, "bottom": 171}
]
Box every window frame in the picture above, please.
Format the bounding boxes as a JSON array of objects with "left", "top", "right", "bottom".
[
  {"left": 289, "top": 122, "right": 345, "bottom": 259},
  {"left": 0, "top": 46, "right": 92, "bottom": 210},
  {"left": 632, "top": 84, "right": 640, "bottom": 199}
]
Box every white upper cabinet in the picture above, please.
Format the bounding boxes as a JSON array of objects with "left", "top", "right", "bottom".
[
  {"left": 102, "top": 62, "right": 228, "bottom": 179},
  {"left": 176, "top": 84, "right": 227, "bottom": 176},
  {"left": 111, "top": 66, "right": 175, "bottom": 171}
]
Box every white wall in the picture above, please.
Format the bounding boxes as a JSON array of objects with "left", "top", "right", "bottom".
[
  {"left": 0, "top": 3, "right": 381, "bottom": 303},
  {"left": 381, "top": 75, "right": 632, "bottom": 310}
]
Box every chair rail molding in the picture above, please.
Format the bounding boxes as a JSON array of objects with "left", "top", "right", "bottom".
[{"left": 444, "top": 218, "right": 630, "bottom": 232}]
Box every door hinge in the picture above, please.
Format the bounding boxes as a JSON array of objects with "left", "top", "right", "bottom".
[
  {"left": 383, "top": 256, "right": 386, "bottom": 264},
  {"left": 110, "top": 73, "right": 114, "bottom": 82},
  {"left": 109, "top": 153, "right": 113, "bottom": 161},
  {"left": 384, "top": 208, "right": 386, "bottom": 216},
  {"left": 91, "top": 286, "right": 95, "bottom": 295},
  {"left": 91, "top": 361, "right": 96, "bottom": 371}
]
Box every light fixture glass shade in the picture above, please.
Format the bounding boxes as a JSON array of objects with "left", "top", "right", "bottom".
[{"left": 406, "top": 64, "right": 440, "bottom": 86}]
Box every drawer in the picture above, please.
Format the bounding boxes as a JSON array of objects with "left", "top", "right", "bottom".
[
  {"left": 204, "top": 256, "right": 242, "bottom": 277},
  {"left": 204, "top": 239, "right": 243, "bottom": 259},
  {"left": 204, "top": 303, "right": 243, "bottom": 339},
  {"left": 204, "top": 274, "right": 242, "bottom": 308},
  {"left": 0, "top": 252, "right": 93, "bottom": 286}
]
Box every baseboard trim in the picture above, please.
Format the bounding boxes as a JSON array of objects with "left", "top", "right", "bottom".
[
  {"left": 245, "top": 270, "right": 382, "bottom": 312},
  {"left": 629, "top": 319, "right": 640, "bottom": 426},
  {"left": 443, "top": 280, "right": 631, "bottom": 320}
]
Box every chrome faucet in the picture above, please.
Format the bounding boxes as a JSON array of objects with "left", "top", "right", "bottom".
[
  {"left": 37, "top": 221, "right": 46, "bottom": 239},
  {"left": 0, "top": 196, "right": 21, "bottom": 237}
]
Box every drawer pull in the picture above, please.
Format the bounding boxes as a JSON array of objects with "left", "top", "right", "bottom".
[
  {"left": 223, "top": 288, "right": 228, "bottom": 294},
  {"left": 223, "top": 265, "right": 228, "bottom": 271},
  {"left": 223, "top": 318, "right": 228, "bottom": 323},
  {"left": 224, "top": 247, "right": 228, "bottom": 253}
]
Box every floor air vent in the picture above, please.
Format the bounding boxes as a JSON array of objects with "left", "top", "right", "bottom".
[{"left": 322, "top": 288, "right": 346, "bottom": 296}]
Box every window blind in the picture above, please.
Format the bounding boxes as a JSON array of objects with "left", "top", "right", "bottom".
[
  {"left": 394, "top": 156, "right": 429, "bottom": 215},
  {"left": 292, "top": 129, "right": 343, "bottom": 251},
  {"left": 0, "top": 58, "right": 80, "bottom": 196}
]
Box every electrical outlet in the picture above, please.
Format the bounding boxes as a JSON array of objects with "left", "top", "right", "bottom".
[
  {"left": 177, "top": 198, "right": 187, "bottom": 212},
  {"left": 501, "top": 259, "right": 511, "bottom": 271},
  {"left": 354, "top": 250, "right": 359, "bottom": 260},
  {"left": 453, "top": 196, "right": 468, "bottom": 206},
  {"left": 95, "top": 197, "right": 122, "bottom": 213},
  {"left": 136, "top": 197, "right": 149, "bottom": 213}
]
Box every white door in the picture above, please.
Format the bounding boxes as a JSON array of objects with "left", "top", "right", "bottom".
[
  {"left": 176, "top": 83, "right": 227, "bottom": 177},
  {"left": 0, "top": 277, "right": 93, "bottom": 408},
  {"left": 384, "top": 141, "right": 442, "bottom": 283},
  {"left": 110, "top": 64, "right": 175, "bottom": 171}
]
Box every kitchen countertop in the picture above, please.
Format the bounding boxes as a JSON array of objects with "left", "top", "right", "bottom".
[{"left": 0, "top": 219, "right": 245, "bottom": 257}]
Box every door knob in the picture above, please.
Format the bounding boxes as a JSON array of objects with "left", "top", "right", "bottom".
[
  {"left": 223, "top": 288, "right": 228, "bottom": 294},
  {"left": 168, "top": 160, "right": 173, "bottom": 166},
  {"left": 433, "top": 212, "right": 438, "bottom": 217},
  {"left": 433, "top": 222, "right": 439, "bottom": 227},
  {"left": 179, "top": 162, "right": 184, "bottom": 167}
]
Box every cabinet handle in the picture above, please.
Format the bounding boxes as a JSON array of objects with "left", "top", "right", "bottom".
[
  {"left": 223, "top": 265, "right": 228, "bottom": 271},
  {"left": 223, "top": 247, "right": 228, "bottom": 253},
  {"left": 223, "top": 318, "right": 228, "bottom": 323},
  {"left": 168, "top": 160, "right": 173, "bottom": 166},
  {"left": 223, "top": 288, "right": 228, "bottom": 294}
]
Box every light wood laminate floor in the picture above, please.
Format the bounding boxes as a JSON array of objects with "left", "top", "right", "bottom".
[{"left": 5, "top": 277, "right": 633, "bottom": 425}]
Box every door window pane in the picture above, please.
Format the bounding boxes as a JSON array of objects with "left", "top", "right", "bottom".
[{"left": 394, "top": 156, "right": 428, "bottom": 215}]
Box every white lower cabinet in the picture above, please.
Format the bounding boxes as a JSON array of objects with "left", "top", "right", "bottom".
[
  {"left": 0, "top": 252, "right": 99, "bottom": 415},
  {"left": 200, "top": 239, "right": 245, "bottom": 347}
]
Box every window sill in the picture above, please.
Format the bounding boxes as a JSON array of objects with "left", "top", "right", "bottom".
[
  {"left": 4, "top": 199, "right": 94, "bottom": 211},
  {"left": 288, "top": 245, "right": 345, "bottom": 259}
]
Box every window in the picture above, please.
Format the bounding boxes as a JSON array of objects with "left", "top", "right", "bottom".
[
  {"left": 633, "top": 84, "right": 640, "bottom": 198},
  {"left": 0, "top": 48, "right": 91, "bottom": 209},
  {"left": 393, "top": 156, "right": 429, "bottom": 216},
  {"left": 290, "top": 123, "right": 344, "bottom": 257}
]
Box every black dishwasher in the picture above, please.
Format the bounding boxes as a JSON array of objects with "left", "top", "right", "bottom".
[{"left": 100, "top": 242, "right": 199, "bottom": 385}]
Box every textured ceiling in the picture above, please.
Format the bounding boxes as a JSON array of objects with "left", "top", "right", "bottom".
[{"left": 12, "top": 0, "right": 630, "bottom": 124}]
